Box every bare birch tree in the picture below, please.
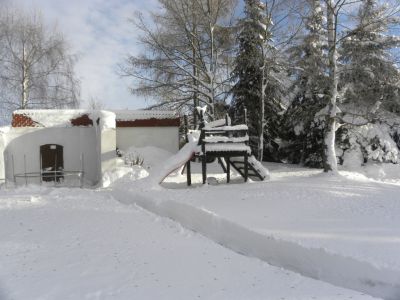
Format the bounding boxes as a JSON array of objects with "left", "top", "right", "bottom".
[
  {"left": 321, "top": 0, "right": 400, "bottom": 172},
  {"left": 0, "top": 8, "right": 79, "bottom": 123},
  {"left": 119, "top": 0, "right": 237, "bottom": 120}
]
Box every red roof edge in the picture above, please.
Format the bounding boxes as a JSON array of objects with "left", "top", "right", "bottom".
[
  {"left": 70, "top": 114, "right": 93, "bottom": 126},
  {"left": 12, "top": 114, "right": 37, "bottom": 127},
  {"left": 116, "top": 118, "right": 180, "bottom": 127}
]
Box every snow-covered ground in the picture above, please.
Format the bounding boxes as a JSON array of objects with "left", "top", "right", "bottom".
[
  {"left": 161, "top": 162, "right": 400, "bottom": 271},
  {"left": 113, "top": 160, "right": 400, "bottom": 299},
  {"left": 0, "top": 186, "right": 376, "bottom": 300},
  {"left": 2, "top": 146, "right": 400, "bottom": 300}
]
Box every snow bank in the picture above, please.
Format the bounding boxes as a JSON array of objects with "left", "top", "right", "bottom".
[
  {"left": 102, "top": 159, "right": 149, "bottom": 188},
  {"left": 340, "top": 162, "right": 400, "bottom": 184},
  {"left": 0, "top": 187, "right": 376, "bottom": 299},
  {"left": 120, "top": 146, "right": 173, "bottom": 171},
  {"left": 113, "top": 162, "right": 400, "bottom": 300},
  {"left": 102, "top": 145, "right": 178, "bottom": 187},
  {"left": 113, "top": 184, "right": 399, "bottom": 300}
]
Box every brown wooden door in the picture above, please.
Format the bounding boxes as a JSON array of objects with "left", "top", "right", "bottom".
[{"left": 40, "top": 144, "right": 64, "bottom": 182}]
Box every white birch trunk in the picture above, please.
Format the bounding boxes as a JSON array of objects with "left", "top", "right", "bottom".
[
  {"left": 324, "top": 0, "right": 339, "bottom": 173},
  {"left": 258, "top": 60, "right": 266, "bottom": 162},
  {"left": 21, "top": 44, "right": 29, "bottom": 109}
]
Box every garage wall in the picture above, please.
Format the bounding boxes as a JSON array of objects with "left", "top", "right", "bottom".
[
  {"left": 101, "top": 128, "right": 117, "bottom": 174},
  {"left": 116, "top": 127, "right": 179, "bottom": 154},
  {"left": 0, "top": 132, "right": 6, "bottom": 181}
]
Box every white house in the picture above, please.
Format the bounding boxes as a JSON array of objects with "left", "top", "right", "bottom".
[{"left": 0, "top": 109, "right": 179, "bottom": 186}]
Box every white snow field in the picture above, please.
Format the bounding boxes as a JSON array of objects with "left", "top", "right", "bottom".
[
  {"left": 0, "top": 186, "right": 377, "bottom": 300},
  {"left": 112, "top": 161, "right": 400, "bottom": 300}
]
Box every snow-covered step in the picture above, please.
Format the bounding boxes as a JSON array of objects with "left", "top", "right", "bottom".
[{"left": 228, "top": 155, "right": 270, "bottom": 181}]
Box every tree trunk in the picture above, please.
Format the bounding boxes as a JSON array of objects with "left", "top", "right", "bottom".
[
  {"left": 21, "top": 44, "right": 29, "bottom": 109},
  {"left": 324, "top": 0, "right": 338, "bottom": 173},
  {"left": 192, "top": 4, "right": 198, "bottom": 127},
  {"left": 258, "top": 63, "right": 266, "bottom": 162}
]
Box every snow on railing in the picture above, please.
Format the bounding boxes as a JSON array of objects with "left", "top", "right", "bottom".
[
  {"left": 203, "top": 135, "right": 249, "bottom": 143},
  {"left": 13, "top": 170, "right": 85, "bottom": 188},
  {"left": 203, "top": 125, "right": 248, "bottom": 131}
]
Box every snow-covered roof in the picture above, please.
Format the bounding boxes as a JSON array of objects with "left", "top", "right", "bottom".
[
  {"left": 12, "top": 109, "right": 116, "bottom": 129},
  {"left": 11, "top": 109, "right": 180, "bottom": 129},
  {"left": 0, "top": 126, "right": 10, "bottom": 134},
  {"left": 112, "top": 110, "right": 178, "bottom": 121}
]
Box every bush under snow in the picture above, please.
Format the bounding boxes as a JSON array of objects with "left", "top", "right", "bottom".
[{"left": 337, "top": 121, "right": 400, "bottom": 168}]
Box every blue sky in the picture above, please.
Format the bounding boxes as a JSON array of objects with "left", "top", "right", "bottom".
[{"left": 8, "top": 0, "right": 158, "bottom": 110}]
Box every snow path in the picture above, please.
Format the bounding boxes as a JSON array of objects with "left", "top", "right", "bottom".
[
  {"left": 113, "top": 163, "right": 400, "bottom": 300},
  {"left": 0, "top": 187, "right": 376, "bottom": 299}
]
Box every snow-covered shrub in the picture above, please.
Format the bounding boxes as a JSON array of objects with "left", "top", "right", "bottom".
[
  {"left": 123, "top": 151, "right": 144, "bottom": 167},
  {"left": 337, "top": 122, "right": 400, "bottom": 168},
  {"left": 118, "top": 149, "right": 144, "bottom": 167}
]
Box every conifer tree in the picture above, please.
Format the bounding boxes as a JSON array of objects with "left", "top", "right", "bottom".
[
  {"left": 231, "top": 0, "right": 283, "bottom": 161},
  {"left": 340, "top": 0, "right": 400, "bottom": 116},
  {"left": 281, "top": 0, "right": 327, "bottom": 166}
]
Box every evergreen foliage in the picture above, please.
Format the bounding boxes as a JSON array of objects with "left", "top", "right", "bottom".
[
  {"left": 340, "top": 0, "right": 400, "bottom": 116},
  {"left": 280, "top": 0, "right": 328, "bottom": 166},
  {"left": 335, "top": 0, "right": 400, "bottom": 166},
  {"left": 231, "top": 0, "right": 283, "bottom": 161}
]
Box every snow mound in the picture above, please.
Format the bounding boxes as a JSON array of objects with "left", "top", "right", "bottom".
[
  {"left": 338, "top": 122, "right": 400, "bottom": 167},
  {"left": 102, "top": 159, "right": 149, "bottom": 187},
  {"left": 121, "top": 146, "right": 174, "bottom": 172},
  {"left": 340, "top": 162, "right": 400, "bottom": 184}
]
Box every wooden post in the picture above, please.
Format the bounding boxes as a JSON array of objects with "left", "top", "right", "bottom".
[
  {"left": 184, "top": 115, "right": 189, "bottom": 142},
  {"left": 54, "top": 153, "right": 57, "bottom": 185},
  {"left": 202, "top": 144, "right": 207, "bottom": 184},
  {"left": 80, "top": 153, "right": 84, "bottom": 188},
  {"left": 244, "top": 108, "right": 248, "bottom": 125},
  {"left": 186, "top": 160, "right": 191, "bottom": 186},
  {"left": 24, "top": 154, "right": 27, "bottom": 186},
  {"left": 244, "top": 152, "right": 248, "bottom": 182},
  {"left": 226, "top": 157, "right": 230, "bottom": 183}
]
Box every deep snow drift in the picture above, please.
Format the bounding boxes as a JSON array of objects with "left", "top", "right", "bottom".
[
  {"left": 0, "top": 186, "right": 376, "bottom": 300},
  {"left": 112, "top": 159, "right": 400, "bottom": 300},
  {"left": 2, "top": 144, "right": 400, "bottom": 299}
]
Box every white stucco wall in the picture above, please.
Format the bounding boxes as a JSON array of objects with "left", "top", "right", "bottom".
[
  {"left": 3, "top": 127, "right": 100, "bottom": 186},
  {"left": 116, "top": 127, "right": 179, "bottom": 153},
  {"left": 100, "top": 128, "right": 117, "bottom": 174},
  {"left": 0, "top": 132, "right": 6, "bottom": 181}
]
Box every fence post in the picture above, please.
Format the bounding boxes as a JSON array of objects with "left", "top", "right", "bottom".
[
  {"left": 12, "top": 154, "right": 15, "bottom": 184},
  {"left": 39, "top": 152, "right": 43, "bottom": 185},
  {"left": 24, "top": 154, "right": 27, "bottom": 186},
  {"left": 54, "top": 153, "right": 57, "bottom": 185},
  {"left": 80, "top": 153, "right": 84, "bottom": 188}
]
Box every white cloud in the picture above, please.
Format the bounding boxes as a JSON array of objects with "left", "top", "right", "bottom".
[{"left": 7, "top": 0, "right": 159, "bottom": 109}]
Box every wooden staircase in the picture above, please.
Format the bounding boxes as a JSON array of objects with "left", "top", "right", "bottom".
[{"left": 226, "top": 156, "right": 267, "bottom": 181}]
